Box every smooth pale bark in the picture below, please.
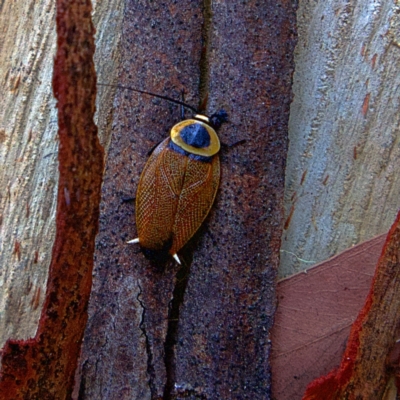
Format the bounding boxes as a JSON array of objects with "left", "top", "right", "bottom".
[
  {"left": 280, "top": 0, "right": 400, "bottom": 277},
  {"left": 0, "top": 0, "right": 58, "bottom": 346}
]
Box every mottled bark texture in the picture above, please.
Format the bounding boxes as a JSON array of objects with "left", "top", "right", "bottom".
[{"left": 78, "top": 0, "right": 296, "bottom": 399}]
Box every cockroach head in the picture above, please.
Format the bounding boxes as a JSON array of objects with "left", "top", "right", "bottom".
[{"left": 209, "top": 110, "right": 228, "bottom": 130}]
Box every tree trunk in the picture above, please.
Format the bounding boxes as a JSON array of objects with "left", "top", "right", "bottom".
[
  {"left": 1, "top": 0, "right": 398, "bottom": 398},
  {"left": 78, "top": 0, "right": 296, "bottom": 398}
]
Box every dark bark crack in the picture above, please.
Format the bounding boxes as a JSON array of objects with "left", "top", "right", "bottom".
[
  {"left": 137, "top": 282, "right": 157, "bottom": 396},
  {"left": 163, "top": 263, "right": 190, "bottom": 400}
]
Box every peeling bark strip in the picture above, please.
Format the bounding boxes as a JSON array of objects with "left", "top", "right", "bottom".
[
  {"left": 0, "top": 0, "right": 103, "bottom": 398},
  {"left": 79, "top": 0, "right": 297, "bottom": 399},
  {"left": 303, "top": 210, "right": 400, "bottom": 399}
]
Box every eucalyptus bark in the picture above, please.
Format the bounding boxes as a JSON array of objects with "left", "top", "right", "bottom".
[{"left": 0, "top": 0, "right": 398, "bottom": 398}]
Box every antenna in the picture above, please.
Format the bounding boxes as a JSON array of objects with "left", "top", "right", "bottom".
[{"left": 97, "top": 83, "right": 198, "bottom": 113}]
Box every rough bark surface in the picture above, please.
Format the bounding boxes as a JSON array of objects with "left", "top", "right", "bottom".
[
  {"left": 171, "top": 2, "right": 296, "bottom": 398},
  {"left": 281, "top": 0, "right": 400, "bottom": 277},
  {"left": 78, "top": 0, "right": 296, "bottom": 399},
  {"left": 78, "top": 2, "right": 205, "bottom": 398}
]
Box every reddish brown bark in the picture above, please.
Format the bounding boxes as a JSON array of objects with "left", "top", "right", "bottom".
[
  {"left": 0, "top": 0, "right": 103, "bottom": 398},
  {"left": 303, "top": 210, "right": 400, "bottom": 399},
  {"left": 79, "top": 0, "right": 297, "bottom": 399}
]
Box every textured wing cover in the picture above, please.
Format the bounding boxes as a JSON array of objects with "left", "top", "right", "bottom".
[
  {"left": 135, "top": 138, "right": 220, "bottom": 255},
  {"left": 170, "top": 151, "right": 220, "bottom": 254},
  {"left": 136, "top": 139, "right": 185, "bottom": 251}
]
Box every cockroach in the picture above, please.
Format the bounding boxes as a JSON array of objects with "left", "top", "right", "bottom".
[{"left": 99, "top": 84, "right": 228, "bottom": 264}]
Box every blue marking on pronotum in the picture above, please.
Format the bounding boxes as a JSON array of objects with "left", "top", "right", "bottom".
[
  {"left": 168, "top": 141, "right": 212, "bottom": 163},
  {"left": 180, "top": 123, "right": 211, "bottom": 148}
]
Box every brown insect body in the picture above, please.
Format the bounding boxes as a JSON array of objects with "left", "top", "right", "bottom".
[{"left": 131, "top": 113, "right": 227, "bottom": 263}]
